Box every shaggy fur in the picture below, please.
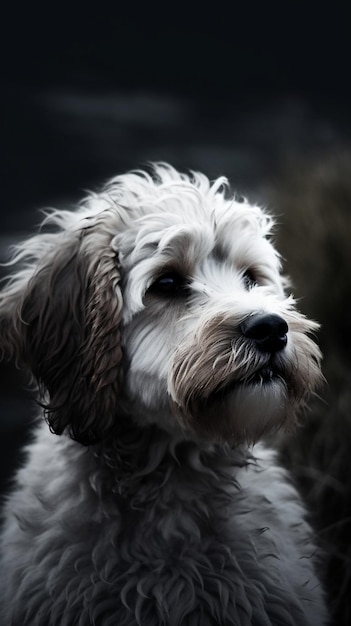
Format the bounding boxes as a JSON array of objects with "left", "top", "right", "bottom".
[{"left": 0, "top": 164, "right": 327, "bottom": 625}]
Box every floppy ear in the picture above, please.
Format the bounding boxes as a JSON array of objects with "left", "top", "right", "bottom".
[{"left": 0, "top": 223, "right": 124, "bottom": 445}]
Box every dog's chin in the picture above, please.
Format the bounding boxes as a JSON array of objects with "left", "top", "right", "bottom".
[{"left": 172, "top": 374, "right": 295, "bottom": 445}]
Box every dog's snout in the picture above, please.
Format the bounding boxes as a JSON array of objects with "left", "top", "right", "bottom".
[{"left": 240, "top": 313, "right": 288, "bottom": 353}]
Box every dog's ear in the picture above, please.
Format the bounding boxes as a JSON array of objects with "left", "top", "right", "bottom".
[{"left": 0, "top": 224, "right": 124, "bottom": 445}]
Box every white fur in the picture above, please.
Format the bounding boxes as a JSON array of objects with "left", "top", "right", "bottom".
[{"left": 0, "top": 164, "right": 327, "bottom": 624}]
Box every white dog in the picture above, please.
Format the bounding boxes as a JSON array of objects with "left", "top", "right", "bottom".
[{"left": 0, "top": 164, "right": 327, "bottom": 625}]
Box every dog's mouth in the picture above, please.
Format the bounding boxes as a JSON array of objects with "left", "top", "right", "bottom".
[
  {"left": 243, "top": 364, "right": 279, "bottom": 385},
  {"left": 210, "top": 362, "right": 284, "bottom": 402}
]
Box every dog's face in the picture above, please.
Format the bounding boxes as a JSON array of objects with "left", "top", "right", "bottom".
[
  {"left": 0, "top": 165, "right": 322, "bottom": 445},
  {"left": 111, "top": 171, "right": 321, "bottom": 444}
]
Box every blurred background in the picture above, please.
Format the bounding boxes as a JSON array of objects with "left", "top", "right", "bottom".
[{"left": 1, "top": 5, "right": 351, "bottom": 624}]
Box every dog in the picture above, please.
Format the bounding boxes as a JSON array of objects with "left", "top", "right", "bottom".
[{"left": 0, "top": 164, "right": 327, "bottom": 625}]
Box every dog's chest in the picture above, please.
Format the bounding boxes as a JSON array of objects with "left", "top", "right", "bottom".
[
  {"left": 1, "top": 434, "right": 323, "bottom": 626},
  {"left": 80, "top": 456, "right": 312, "bottom": 626}
]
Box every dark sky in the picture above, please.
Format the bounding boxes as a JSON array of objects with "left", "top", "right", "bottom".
[
  {"left": 3, "top": 5, "right": 350, "bottom": 96},
  {"left": 2, "top": 6, "right": 350, "bottom": 229}
]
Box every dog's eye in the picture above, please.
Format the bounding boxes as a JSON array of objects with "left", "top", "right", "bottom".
[
  {"left": 148, "top": 272, "right": 189, "bottom": 297},
  {"left": 243, "top": 269, "right": 257, "bottom": 290}
]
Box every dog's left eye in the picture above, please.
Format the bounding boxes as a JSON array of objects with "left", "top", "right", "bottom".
[
  {"left": 243, "top": 269, "right": 258, "bottom": 290},
  {"left": 148, "top": 272, "right": 189, "bottom": 297}
]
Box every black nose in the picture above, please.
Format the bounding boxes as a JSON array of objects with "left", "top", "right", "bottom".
[{"left": 240, "top": 313, "right": 288, "bottom": 353}]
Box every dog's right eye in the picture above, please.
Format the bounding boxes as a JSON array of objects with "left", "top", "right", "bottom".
[{"left": 148, "top": 272, "right": 189, "bottom": 297}]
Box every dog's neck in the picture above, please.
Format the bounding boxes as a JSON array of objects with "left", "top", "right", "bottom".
[{"left": 92, "top": 418, "right": 252, "bottom": 500}]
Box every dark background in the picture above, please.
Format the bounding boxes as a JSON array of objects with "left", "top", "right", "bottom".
[
  {"left": 3, "top": 6, "right": 351, "bottom": 230},
  {"left": 1, "top": 6, "right": 351, "bottom": 624}
]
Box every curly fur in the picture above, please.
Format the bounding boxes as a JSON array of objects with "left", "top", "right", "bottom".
[{"left": 0, "top": 164, "right": 327, "bottom": 625}]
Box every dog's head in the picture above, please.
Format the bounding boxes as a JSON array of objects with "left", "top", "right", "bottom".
[{"left": 0, "top": 164, "right": 322, "bottom": 445}]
